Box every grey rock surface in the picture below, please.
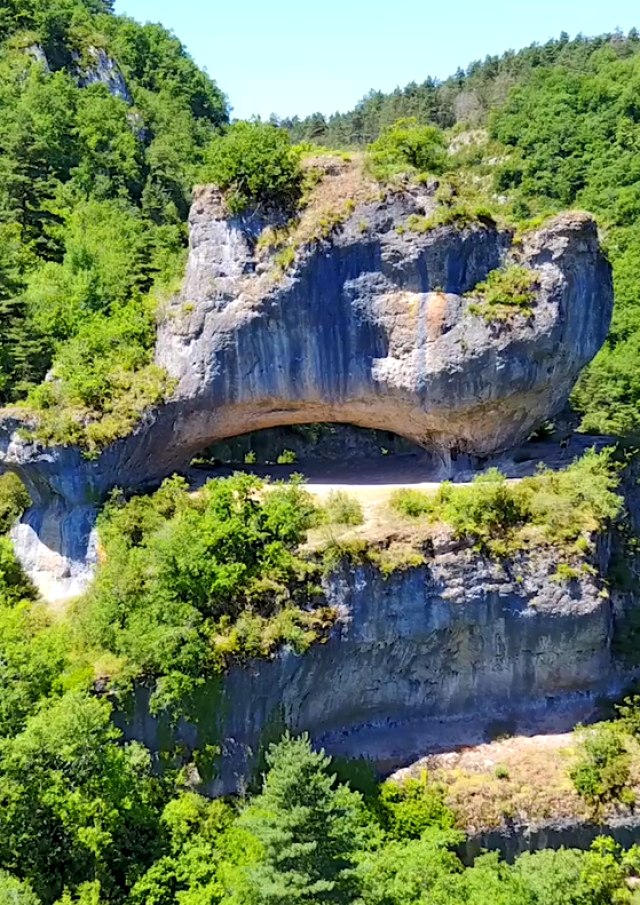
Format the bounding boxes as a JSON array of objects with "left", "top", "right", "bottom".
[
  {"left": 0, "top": 189, "right": 613, "bottom": 597},
  {"left": 459, "top": 815, "right": 640, "bottom": 864},
  {"left": 23, "top": 44, "right": 51, "bottom": 73},
  {"left": 75, "top": 47, "right": 132, "bottom": 103},
  {"left": 119, "top": 539, "right": 618, "bottom": 796},
  {"left": 153, "top": 190, "right": 612, "bottom": 469}
]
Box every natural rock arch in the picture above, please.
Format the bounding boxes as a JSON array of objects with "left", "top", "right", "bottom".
[{"left": 0, "top": 190, "right": 613, "bottom": 599}]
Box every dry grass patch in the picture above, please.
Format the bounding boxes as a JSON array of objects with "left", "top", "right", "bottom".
[
  {"left": 392, "top": 732, "right": 640, "bottom": 831},
  {"left": 255, "top": 154, "right": 380, "bottom": 276}
]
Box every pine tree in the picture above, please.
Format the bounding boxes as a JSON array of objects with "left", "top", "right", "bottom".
[{"left": 242, "top": 733, "right": 365, "bottom": 905}]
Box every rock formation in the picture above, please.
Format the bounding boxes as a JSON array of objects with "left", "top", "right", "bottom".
[
  {"left": 120, "top": 537, "right": 619, "bottom": 796},
  {"left": 0, "top": 187, "right": 614, "bottom": 598}
]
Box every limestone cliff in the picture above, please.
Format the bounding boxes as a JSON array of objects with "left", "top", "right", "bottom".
[
  {"left": 121, "top": 534, "right": 618, "bottom": 796},
  {"left": 0, "top": 185, "right": 613, "bottom": 597}
]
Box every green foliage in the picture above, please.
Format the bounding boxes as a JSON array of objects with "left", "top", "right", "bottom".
[
  {"left": 241, "top": 733, "right": 367, "bottom": 904},
  {"left": 378, "top": 774, "right": 456, "bottom": 840},
  {"left": 390, "top": 449, "right": 622, "bottom": 555},
  {"left": 0, "top": 474, "right": 30, "bottom": 535},
  {"left": 72, "top": 474, "right": 329, "bottom": 703},
  {"left": 407, "top": 204, "right": 496, "bottom": 233},
  {"left": 280, "top": 33, "right": 637, "bottom": 146},
  {"left": 366, "top": 118, "right": 447, "bottom": 181},
  {"left": 570, "top": 724, "right": 633, "bottom": 810},
  {"left": 357, "top": 830, "right": 466, "bottom": 905},
  {"left": 552, "top": 562, "right": 583, "bottom": 582},
  {"left": 514, "top": 838, "right": 639, "bottom": 905},
  {"left": 616, "top": 695, "right": 640, "bottom": 737},
  {"left": 389, "top": 487, "right": 435, "bottom": 518},
  {"left": 0, "top": 871, "right": 41, "bottom": 905},
  {"left": 276, "top": 449, "right": 297, "bottom": 465},
  {"left": 0, "top": 692, "right": 165, "bottom": 904},
  {"left": 0, "top": 0, "right": 228, "bottom": 443},
  {"left": 486, "top": 45, "right": 640, "bottom": 434},
  {"left": 467, "top": 265, "right": 538, "bottom": 320},
  {"left": 323, "top": 490, "right": 364, "bottom": 526},
  {"left": 25, "top": 301, "right": 175, "bottom": 454},
  {"left": 202, "top": 121, "right": 303, "bottom": 214}
]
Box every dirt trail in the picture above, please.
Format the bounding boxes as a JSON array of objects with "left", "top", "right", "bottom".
[{"left": 187, "top": 434, "right": 612, "bottom": 510}]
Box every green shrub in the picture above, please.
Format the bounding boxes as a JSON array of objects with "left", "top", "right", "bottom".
[
  {"left": 276, "top": 449, "right": 297, "bottom": 465},
  {"left": 202, "top": 121, "right": 303, "bottom": 214},
  {"left": 367, "top": 118, "right": 447, "bottom": 181},
  {"left": 552, "top": 563, "right": 582, "bottom": 582},
  {"left": 467, "top": 265, "right": 538, "bottom": 320},
  {"left": 73, "top": 474, "right": 329, "bottom": 704},
  {"left": 390, "top": 488, "right": 435, "bottom": 518},
  {"left": 274, "top": 245, "right": 296, "bottom": 273},
  {"left": 324, "top": 490, "right": 364, "bottom": 526},
  {"left": 494, "top": 764, "right": 510, "bottom": 780},
  {"left": 379, "top": 775, "right": 456, "bottom": 839},
  {"left": 570, "top": 724, "right": 633, "bottom": 809},
  {"left": 433, "top": 470, "right": 528, "bottom": 548},
  {"left": 0, "top": 473, "right": 30, "bottom": 535},
  {"left": 390, "top": 448, "right": 622, "bottom": 555},
  {"left": 407, "top": 204, "right": 496, "bottom": 234},
  {"left": 24, "top": 301, "right": 174, "bottom": 455},
  {"left": 616, "top": 694, "right": 640, "bottom": 737}
]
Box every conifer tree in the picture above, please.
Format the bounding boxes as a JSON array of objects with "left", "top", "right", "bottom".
[{"left": 242, "top": 733, "right": 365, "bottom": 905}]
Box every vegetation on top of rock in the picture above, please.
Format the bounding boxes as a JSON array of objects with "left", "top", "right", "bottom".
[
  {"left": 467, "top": 265, "right": 539, "bottom": 320},
  {"left": 390, "top": 448, "right": 622, "bottom": 556},
  {"left": 0, "top": 0, "right": 227, "bottom": 447},
  {"left": 202, "top": 121, "right": 304, "bottom": 214},
  {"left": 71, "top": 473, "right": 332, "bottom": 707},
  {"left": 365, "top": 118, "right": 447, "bottom": 181},
  {"left": 323, "top": 490, "right": 365, "bottom": 527},
  {"left": 0, "top": 472, "right": 31, "bottom": 535},
  {"left": 280, "top": 31, "right": 640, "bottom": 438}
]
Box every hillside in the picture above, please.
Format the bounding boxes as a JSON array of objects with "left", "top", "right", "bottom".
[
  {"left": 3, "top": 5, "right": 640, "bottom": 905},
  {"left": 280, "top": 30, "right": 640, "bottom": 438},
  {"left": 0, "top": 0, "right": 227, "bottom": 445}
]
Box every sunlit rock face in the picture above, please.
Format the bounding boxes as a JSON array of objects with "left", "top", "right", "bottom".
[
  {"left": 154, "top": 192, "right": 612, "bottom": 471},
  {"left": 0, "top": 188, "right": 613, "bottom": 599}
]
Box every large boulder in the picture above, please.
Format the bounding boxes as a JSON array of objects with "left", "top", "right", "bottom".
[
  {"left": 153, "top": 188, "right": 611, "bottom": 467},
  {"left": 0, "top": 186, "right": 613, "bottom": 598}
]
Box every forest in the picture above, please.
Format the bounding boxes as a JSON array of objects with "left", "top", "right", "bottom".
[{"left": 3, "top": 0, "right": 640, "bottom": 902}]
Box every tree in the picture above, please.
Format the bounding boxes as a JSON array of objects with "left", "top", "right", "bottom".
[
  {"left": 366, "top": 119, "right": 447, "bottom": 180},
  {"left": 0, "top": 693, "right": 164, "bottom": 904},
  {"left": 202, "top": 122, "right": 303, "bottom": 213},
  {"left": 0, "top": 870, "right": 41, "bottom": 905},
  {"left": 241, "top": 734, "right": 367, "bottom": 904}
]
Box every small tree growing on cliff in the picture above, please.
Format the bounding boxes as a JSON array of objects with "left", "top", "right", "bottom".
[
  {"left": 203, "top": 122, "right": 303, "bottom": 214},
  {"left": 240, "top": 733, "right": 366, "bottom": 904}
]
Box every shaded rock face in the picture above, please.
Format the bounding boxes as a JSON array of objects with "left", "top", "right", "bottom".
[
  {"left": 75, "top": 47, "right": 132, "bottom": 103},
  {"left": 22, "top": 44, "right": 131, "bottom": 103},
  {"left": 120, "top": 542, "right": 617, "bottom": 796},
  {"left": 0, "top": 191, "right": 613, "bottom": 598}
]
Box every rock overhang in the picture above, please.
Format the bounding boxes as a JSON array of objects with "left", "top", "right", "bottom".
[{"left": 0, "top": 198, "right": 613, "bottom": 507}]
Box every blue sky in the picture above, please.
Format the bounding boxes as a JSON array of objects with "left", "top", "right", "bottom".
[{"left": 114, "top": 0, "right": 639, "bottom": 120}]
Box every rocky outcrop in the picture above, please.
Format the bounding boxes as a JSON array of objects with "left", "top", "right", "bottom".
[
  {"left": 0, "top": 190, "right": 613, "bottom": 598},
  {"left": 22, "top": 43, "right": 131, "bottom": 103},
  {"left": 120, "top": 539, "right": 619, "bottom": 796},
  {"left": 459, "top": 816, "right": 640, "bottom": 865},
  {"left": 154, "top": 192, "right": 611, "bottom": 467},
  {"left": 75, "top": 47, "right": 132, "bottom": 103}
]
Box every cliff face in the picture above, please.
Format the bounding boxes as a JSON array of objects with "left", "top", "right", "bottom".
[
  {"left": 154, "top": 191, "right": 612, "bottom": 468},
  {"left": 0, "top": 187, "right": 613, "bottom": 598},
  {"left": 122, "top": 536, "right": 617, "bottom": 796}
]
